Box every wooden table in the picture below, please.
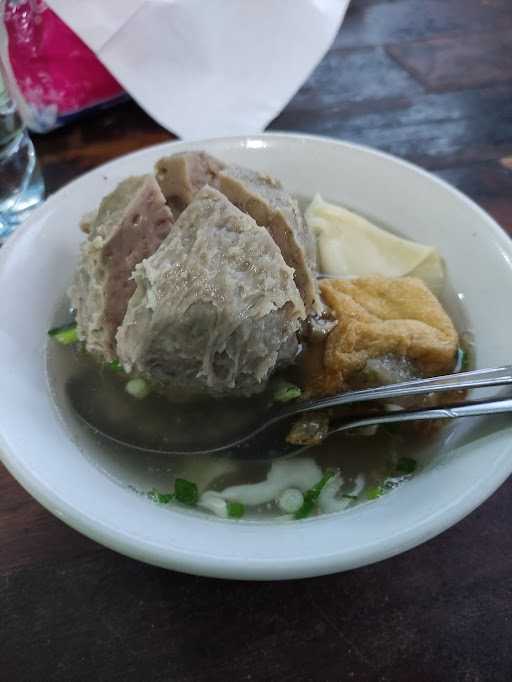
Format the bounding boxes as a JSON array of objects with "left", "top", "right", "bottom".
[{"left": 2, "top": 1, "right": 512, "bottom": 679}]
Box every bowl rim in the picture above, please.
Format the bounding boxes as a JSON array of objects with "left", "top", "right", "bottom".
[{"left": 1, "top": 131, "right": 512, "bottom": 580}]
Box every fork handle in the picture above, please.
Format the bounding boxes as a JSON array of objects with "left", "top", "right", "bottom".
[
  {"left": 330, "top": 396, "right": 512, "bottom": 435},
  {"left": 292, "top": 365, "right": 512, "bottom": 415}
]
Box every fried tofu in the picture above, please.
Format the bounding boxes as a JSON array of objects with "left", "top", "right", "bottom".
[{"left": 305, "top": 276, "right": 459, "bottom": 396}]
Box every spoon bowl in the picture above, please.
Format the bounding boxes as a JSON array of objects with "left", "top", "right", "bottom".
[{"left": 66, "top": 365, "right": 512, "bottom": 458}]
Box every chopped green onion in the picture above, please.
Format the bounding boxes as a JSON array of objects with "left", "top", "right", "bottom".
[
  {"left": 294, "top": 497, "right": 316, "bottom": 520},
  {"left": 107, "top": 359, "right": 124, "bottom": 373},
  {"left": 455, "top": 346, "right": 470, "bottom": 373},
  {"left": 174, "top": 478, "right": 198, "bottom": 506},
  {"left": 125, "top": 377, "right": 150, "bottom": 399},
  {"left": 395, "top": 457, "right": 417, "bottom": 475},
  {"left": 294, "top": 470, "right": 335, "bottom": 519},
  {"left": 227, "top": 501, "right": 245, "bottom": 519},
  {"left": 309, "top": 470, "right": 336, "bottom": 497},
  {"left": 272, "top": 380, "right": 302, "bottom": 403},
  {"left": 149, "top": 489, "right": 174, "bottom": 504},
  {"left": 366, "top": 485, "right": 383, "bottom": 501},
  {"left": 48, "top": 322, "right": 78, "bottom": 345},
  {"left": 149, "top": 479, "right": 199, "bottom": 507}
]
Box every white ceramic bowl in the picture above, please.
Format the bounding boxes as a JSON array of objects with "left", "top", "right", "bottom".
[{"left": 1, "top": 133, "right": 512, "bottom": 580}]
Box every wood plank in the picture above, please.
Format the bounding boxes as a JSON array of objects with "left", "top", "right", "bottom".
[
  {"left": 338, "top": 0, "right": 512, "bottom": 48},
  {"left": 476, "top": 197, "right": 512, "bottom": 234},
  {"left": 438, "top": 160, "right": 512, "bottom": 201},
  {"left": 285, "top": 45, "right": 423, "bottom": 114},
  {"left": 0, "top": 469, "right": 100, "bottom": 573},
  {"left": 276, "top": 82, "right": 512, "bottom": 133},
  {"left": 388, "top": 30, "right": 512, "bottom": 91},
  {"left": 436, "top": 162, "right": 512, "bottom": 232},
  {"left": 271, "top": 85, "right": 512, "bottom": 170}
]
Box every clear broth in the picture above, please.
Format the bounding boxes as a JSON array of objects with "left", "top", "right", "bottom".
[{"left": 45, "top": 206, "right": 473, "bottom": 521}]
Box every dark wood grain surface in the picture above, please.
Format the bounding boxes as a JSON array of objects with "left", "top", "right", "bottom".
[{"left": 2, "top": 1, "right": 512, "bottom": 680}]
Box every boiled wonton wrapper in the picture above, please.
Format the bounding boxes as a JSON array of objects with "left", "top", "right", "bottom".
[{"left": 305, "top": 194, "right": 444, "bottom": 294}]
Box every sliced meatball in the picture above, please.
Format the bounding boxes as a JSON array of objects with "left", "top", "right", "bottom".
[
  {"left": 218, "top": 165, "right": 322, "bottom": 315},
  {"left": 154, "top": 151, "right": 322, "bottom": 316},
  {"left": 116, "top": 186, "right": 306, "bottom": 399},
  {"left": 70, "top": 175, "right": 174, "bottom": 360},
  {"left": 154, "top": 151, "right": 225, "bottom": 215}
]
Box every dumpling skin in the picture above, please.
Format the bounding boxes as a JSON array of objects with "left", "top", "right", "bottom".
[{"left": 116, "top": 186, "right": 305, "bottom": 399}]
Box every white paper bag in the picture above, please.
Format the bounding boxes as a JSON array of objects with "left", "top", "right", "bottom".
[{"left": 47, "top": 0, "right": 350, "bottom": 139}]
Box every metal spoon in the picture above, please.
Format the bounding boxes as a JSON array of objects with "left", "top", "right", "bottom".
[{"left": 65, "top": 365, "right": 512, "bottom": 459}]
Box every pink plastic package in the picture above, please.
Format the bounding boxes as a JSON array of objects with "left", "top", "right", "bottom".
[{"left": 0, "top": 0, "right": 126, "bottom": 132}]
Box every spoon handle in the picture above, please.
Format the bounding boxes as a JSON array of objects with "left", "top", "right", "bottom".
[
  {"left": 292, "top": 365, "right": 512, "bottom": 416},
  {"left": 329, "top": 395, "right": 512, "bottom": 436}
]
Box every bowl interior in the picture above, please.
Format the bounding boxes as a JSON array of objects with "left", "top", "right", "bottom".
[{"left": 1, "top": 133, "right": 512, "bottom": 580}]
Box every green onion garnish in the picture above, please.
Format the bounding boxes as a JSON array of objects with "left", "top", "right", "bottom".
[
  {"left": 366, "top": 485, "right": 383, "bottom": 500},
  {"left": 48, "top": 322, "right": 78, "bottom": 345},
  {"left": 456, "top": 346, "right": 470, "bottom": 372},
  {"left": 227, "top": 501, "right": 245, "bottom": 519},
  {"left": 272, "top": 380, "right": 302, "bottom": 403},
  {"left": 149, "top": 479, "right": 199, "bottom": 507},
  {"left": 395, "top": 457, "right": 417, "bottom": 475},
  {"left": 149, "top": 490, "right": 174, "bottom": 504},
  {"left": 294, "top": 470, "right": 335, "bottom": 519},
  {"left": 174, "top": 478, "right": 199, "bottom": 506},
  {"left": 107, "top": 359, "right": 124, "bottom": 373}
]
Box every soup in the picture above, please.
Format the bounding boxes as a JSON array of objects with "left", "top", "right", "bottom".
[{"left": 46, "top": 150, "right": 472, "bottom": 521}]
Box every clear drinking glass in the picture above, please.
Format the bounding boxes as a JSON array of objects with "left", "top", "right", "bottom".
[{"left": 0, "top": 71, "right": 44, "bottom": 240}]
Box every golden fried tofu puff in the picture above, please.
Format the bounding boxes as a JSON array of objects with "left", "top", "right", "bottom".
[
  {"left": 287, "top": 277, "right": 460, "bottom": 445},
  {"left": 305, "top": 276, "right": 459, "bottom": 397}
]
